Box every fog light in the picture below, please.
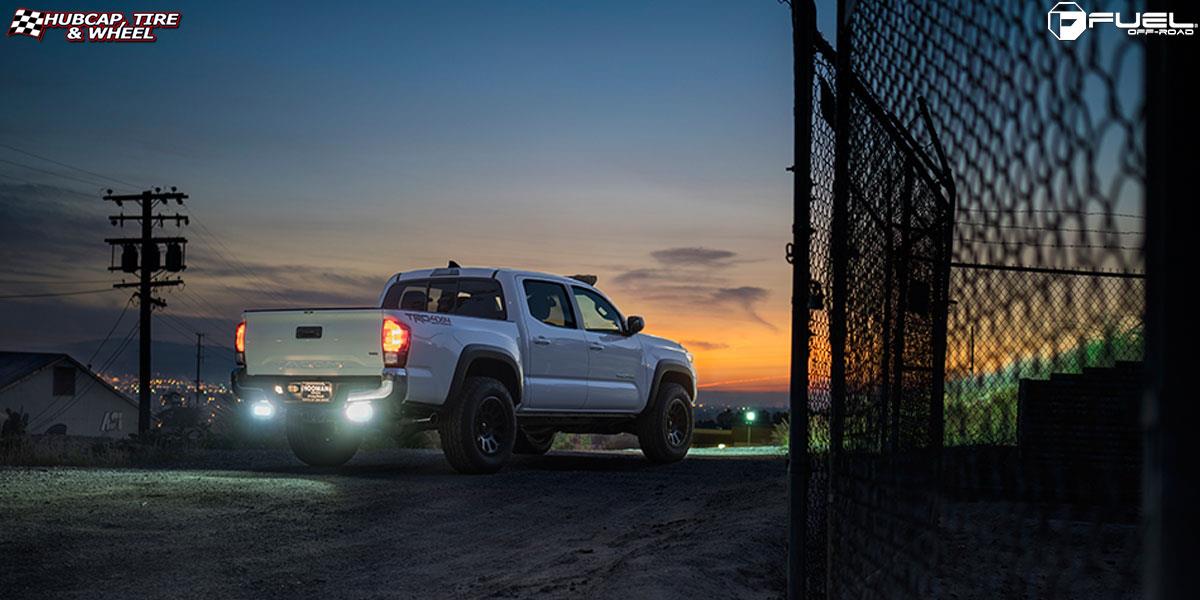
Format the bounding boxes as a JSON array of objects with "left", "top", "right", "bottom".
[
  {"left": 251, "top": 401, "right": 275, "bottom": 418},
  {"left": 345, "top": 401, "right": 373, "bottom": 423},
  {"left": 274, "top": 385, "right": 284, "bottom": 395}
]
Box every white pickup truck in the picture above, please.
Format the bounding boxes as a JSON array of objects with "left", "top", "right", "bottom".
[{"left": 231, "top": 265, "right": 696, "bottom": 473}]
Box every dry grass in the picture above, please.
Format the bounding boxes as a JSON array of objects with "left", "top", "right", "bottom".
[{"left": 0, "top": 435, "right": 185, "bottom": 468}]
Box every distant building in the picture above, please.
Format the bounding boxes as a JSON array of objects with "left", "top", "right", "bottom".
[{"left": 0, "top": 352, "right": 136, "bottom": 438}]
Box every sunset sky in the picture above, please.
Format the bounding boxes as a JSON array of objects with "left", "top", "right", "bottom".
[{"left": 0, "top": 0, "right": 838, "bottom": 394}]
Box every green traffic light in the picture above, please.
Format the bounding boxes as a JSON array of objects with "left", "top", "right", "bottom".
[{"left": 746, "top": 410, "right": 757, "bottom": 423}]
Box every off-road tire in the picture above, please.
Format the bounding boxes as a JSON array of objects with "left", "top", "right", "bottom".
[
  {"left": 286, "top": 415, "right": 363, "bottom": 467},
  {"left": 636, "top": 382, "right": 693, "bottom": 463},
  {"left": 513, "top": 427, "right": 556, "bottom": 455},
  {"left": 439, "top": 376, "right": 517, "bottom": 474}
]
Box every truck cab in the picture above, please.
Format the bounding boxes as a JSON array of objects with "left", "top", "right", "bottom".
[{"left": 232, "top": 265, "right": 696, "bottom": 473}]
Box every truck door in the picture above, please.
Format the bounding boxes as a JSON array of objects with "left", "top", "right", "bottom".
[
  {"left": 520, "top": 279, "right": 589, "bottom": 410},
  {"left": 571, "top": 287, "right": 644, "bottom": 412}
]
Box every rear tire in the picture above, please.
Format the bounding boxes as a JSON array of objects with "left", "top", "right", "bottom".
[
  {"left": 286, "top": 415, "right": 362, "bottom": 467},
  {"left": 439, "top": 376, "right": 517, "bottom": 474},
  {"left": 513, "top": 427, "right": 556, "bottom": 455},
  {"left": 636, "top": 382, "right": 693, "bottom": 463}
]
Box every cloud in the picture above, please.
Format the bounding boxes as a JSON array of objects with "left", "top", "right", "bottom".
[
  {"left": 709, "top": 286, "right": 775, "bottom": 330},
  {"left": 651, "top": 247, "right": 737, "bottom": 266},
  {"left": 681, "top": 340, "right": 730, "bottom": 351},
  {"left": 611, "top": 247, "right": 776, "bottom": 330}
]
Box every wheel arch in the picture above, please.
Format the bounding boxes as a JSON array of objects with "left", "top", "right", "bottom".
[
  {"left": 445, "top": 345, "right": 523, "bottom": 408},
  {"left": 645, "top": 360, "right": 695, "bottom": 414}
]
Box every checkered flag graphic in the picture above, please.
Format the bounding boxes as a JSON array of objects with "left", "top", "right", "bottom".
[{"left": 8, "top": 8, "right": 46, "bottom": 39}]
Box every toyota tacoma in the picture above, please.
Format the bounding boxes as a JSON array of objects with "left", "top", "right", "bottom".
[{"left": 231, "top": 264, "right": 697, "bottom": 473}]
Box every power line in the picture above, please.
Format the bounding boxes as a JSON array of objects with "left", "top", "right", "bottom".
[
  {"left": 0, "top": 279, "right": 117, "bottom": 285},
  {"left": 184, "top": 208, "right": 291, "bottom": 305},
  {"left": 84, "top": 295, "right": 135, "bottom": 368},
  {"left": 0, "top": 143, "right": 142, "bottom": 189},
  {"left": 0, "top": 156, "right": 123, "bottom": 189},
  {"left": 171, "top": 287, "right": 231, "bottom": 323},
  {"left": 0, "top": 168, "right": 108, "bottom": 199},
  {"left": 158, "top": 288, "right": 233, "bottom": 334},
  {"left": 0, "top": 288, "right": 119, "bottom": 300},
  {"left": 158, "top": 313, "right": 201, "bottom": 343},
  {"left": 157, "top": 311, "right": 236, "bottom": 357},
  {"left": 162, "top": 295, "right": 239, "bottom": 353}
]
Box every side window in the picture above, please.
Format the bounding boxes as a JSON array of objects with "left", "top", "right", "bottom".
[
  {"left": 427, "top": 280, "right": 458, "bottom": 313},
  {"left": 383, "top": 279, "right": 430, "bottom": 311},
  {"left": 572, "top": 287, "right": 623, "bottom": 333},
  {"left": 523, "top": 280, "right": 577, "bottom": 329},
  {"left": 454, "top": 279, "right": 507, "bottom": 320}
]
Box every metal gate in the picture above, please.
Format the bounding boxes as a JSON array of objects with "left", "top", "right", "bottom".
[
  {"left": 791, "top": 0, "right": 1149, "bottom": 598},
  {"left": 822, "top": 32, "right": 955, "bottom": 597}
]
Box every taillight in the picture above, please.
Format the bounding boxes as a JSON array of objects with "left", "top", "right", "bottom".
[
  {"left": 234, "top": 320, "right": 246, "bottom": 365},
  {"left": 381, "top": 316, "right": 409, "bottom": 367}
]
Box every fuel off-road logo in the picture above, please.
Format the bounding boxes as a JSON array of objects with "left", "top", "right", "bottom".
[
  {"left": 8, "top": 8, "right": 180, "bottom": 42},
  {"left": 1047, "top": 2, "right": 1195, "bottom": 40}
]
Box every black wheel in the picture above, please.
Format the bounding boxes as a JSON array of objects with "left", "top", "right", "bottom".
[
  {"left": 636, "top": 382, "right": 693, "bottom": 463},
  {"left": 286, "top": 415, "right": 362, "bottom": 467},
  {"left": 439, "top": 376, "right": 517, "bottom": 474},
  {"left": 513, "top": 427, "right": 556, "bottom": 455}
]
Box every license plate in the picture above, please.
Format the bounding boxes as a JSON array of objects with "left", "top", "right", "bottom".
[{"left": 299, "top": 381, "right": 333, "bottom": 402}]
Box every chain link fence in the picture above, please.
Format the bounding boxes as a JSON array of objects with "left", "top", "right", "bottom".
[{"left": 795, "top": 0, "right": 1147, "bottom": 597}]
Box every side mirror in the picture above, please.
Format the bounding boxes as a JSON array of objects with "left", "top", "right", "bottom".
[{"left": 625, "top": 316, "right": 645, "bottom": 336}]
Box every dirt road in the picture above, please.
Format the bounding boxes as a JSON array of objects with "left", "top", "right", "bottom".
[{"left": 0, "top": 449, "right": 786, "bottom": 599}]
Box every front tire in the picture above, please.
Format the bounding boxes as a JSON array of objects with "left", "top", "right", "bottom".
[
  {"left": 513, "top": 427, "right": 556, "bottom": 455},
  {"left": 439, "top": 376, "right": 517, "bottom": 474},
  {"left": 636, "top": 382, "right": 693, "bottom": 463},
  {"left": 286, "top": 415, "right": 362, "bottom": 467}
]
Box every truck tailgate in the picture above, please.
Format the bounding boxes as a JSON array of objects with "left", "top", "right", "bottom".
[{"left": 243, "top": 309, "right": 385, "bottom": 377}]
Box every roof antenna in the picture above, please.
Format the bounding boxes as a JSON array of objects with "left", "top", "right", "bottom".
[{"left": 448, "top": 260, "right": 461, "bottom": 269}]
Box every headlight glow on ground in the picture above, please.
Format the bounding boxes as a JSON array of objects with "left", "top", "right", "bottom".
[
  {"left": 251, "top": 401, "right": 275, "bottom": 418},
  {"left": 345, "top": 401, "right": 374, "bottom": 423}
]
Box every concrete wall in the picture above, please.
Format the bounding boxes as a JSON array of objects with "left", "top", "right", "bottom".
[{"left": 0, "top": 364, "right": 136, "bottom": 438}]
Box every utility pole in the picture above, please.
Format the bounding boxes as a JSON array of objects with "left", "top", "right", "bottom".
[
  {"left": 194, "top": 333, "right": 204, "bottom": 408},
  {"left": 104, "top": 188, "right": 189, "bottom": 434}
]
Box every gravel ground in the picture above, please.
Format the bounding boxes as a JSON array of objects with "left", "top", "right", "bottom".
[{"left": 0, "top": 449, "right": 787, "bottom": 600}]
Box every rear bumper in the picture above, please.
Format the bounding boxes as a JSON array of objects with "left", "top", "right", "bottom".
[{"left": 231, "top": 368, "right": 408, "bottom": 415}]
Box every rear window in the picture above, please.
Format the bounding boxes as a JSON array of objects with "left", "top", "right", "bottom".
[{"left": 382, "top": 278, "right": 506, "bottom": 321}]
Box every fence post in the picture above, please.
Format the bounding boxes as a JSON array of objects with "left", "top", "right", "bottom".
[
  {"left": 787, "top": 2, "right": 817, "bottom": 599},
  {"left": 825, "top": 0, "right": 853, "bottom": 595},
  {"left": 917, "top": 97, "right": 952, "bottom": 458},
  {"left": 1143, "top": 2, "right": 1197, "bottom": 597}
]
